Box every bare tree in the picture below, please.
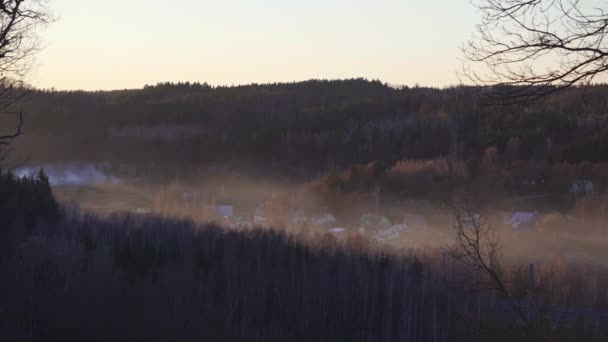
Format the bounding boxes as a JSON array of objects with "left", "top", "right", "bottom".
[
  {"left": 464, "top": 0, "right": 608, "bottom": 103},
  {"left": 0, "top": 109, "right": 22, "bottom": 145},
  {"left": 0, "top": 0, "right": 50, "bottom": 145},
  {"left": 443, "top": 205, "right": 537, "bottom": 339}
]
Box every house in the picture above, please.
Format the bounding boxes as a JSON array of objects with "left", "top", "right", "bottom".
[
  {"left": 131, "top": 208, "right": 152, "bottom": 215},
  {"left": 328, "top": 228, "right": 347, "bottom": 234},
  {"left": 375, "top": 224, "right": 408, "bottom": 241},
  {"left": 204, "top": 205, "right": 234, "bottom": 219},
  {"left": 291, "top": 209, "right": 307, "bottom": 224},
  {"left": 253, "top": 215, "right": 269, "bottom": 227},
  {"left": 311, "top": 213, "right": 337, "bottom": 226},
  {"left": 182, "top": 192, "right": 199, "bottom": 202},
  {"left": 506, "top": 211, "right": 539, "bottom": 230},
  {"left": 359, "top": 214, "right": 392, "bottom": 235},
  {"left": 252, "top": 207, "right": 270, "bottom": 227},
  {"left": 570, "top": 179, "right": 594, "bottom": 196},
  {"left": 229, "top": 216, "right": 249, "bottom": 230}
]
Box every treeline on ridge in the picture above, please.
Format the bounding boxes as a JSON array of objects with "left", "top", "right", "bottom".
[{"left": 8, "top": 79, "right": 608, "bottom": 174}]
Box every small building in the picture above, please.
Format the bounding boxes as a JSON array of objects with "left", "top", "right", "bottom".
[
  {"left": 359, "top": 214, "right": 392, "bottom": 235},
  {"left": 291, "top": 209, "right": 307, "bottom": 224},
  {"left": 204, "top": 205, "right": 234, "bottom": 219},
  {"left": 570, "top": 179, "right": 594, "bottom": 196},
  {"left": 182, "top": 191, "right": 201, "bottom": 203},
  {"left": 227, "top": 216, "right": 249, "bottom": 230},
  {"left": 506, "top": 211, "right": 539, "bottom": 231},
  {"left": 131, "top": 208, "right": 152, "bottom": 215},
  {"left": 311, "top": 213, "right": 337, "bottom": 226},
  {"left": 375, "top": 224, "right": 408, "bottom": 241},
  {"left": 328, "top": 228, "right": 347, "bottom": 234},
  {"left": 253, "top": 215, "right": 269, "bottom": 227}
]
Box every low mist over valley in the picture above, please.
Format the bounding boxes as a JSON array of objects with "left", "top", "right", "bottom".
[{"left": 4, "top": 0, "right": 608, "bottom": 341}]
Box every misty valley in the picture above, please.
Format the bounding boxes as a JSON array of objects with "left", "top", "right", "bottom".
[
  {"left": 2, "top": 82, "right": 608, "bottom": 342},
  {"left": 3, "top": 0, "right": 608, "bottom": 339},
  {"left": 15, "top": 159, "right": 608, "bottom": 266}
]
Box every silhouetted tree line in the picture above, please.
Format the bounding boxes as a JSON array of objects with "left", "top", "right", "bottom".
[
  {"left": 0, "top": 209, "right": 442, "bottom": 341},
  {"left": 0, "top": 168, "right": 58, "bottom": 265},
  {"left": 9, "top": 79, "right": 608, "bottom": 174},
  {"left": 2, "top": 207, "right": 607, "bottom": 341},
  {"left": 0, "top": 168, "right": 58, "bottom": 230}
]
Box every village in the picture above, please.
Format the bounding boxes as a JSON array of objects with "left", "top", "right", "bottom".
[
  {"left": 144, "top": 174, "right": 603, "bottom": 254},
  {"left": 16, "top": 160, "right": 606, "bottom": 258}
]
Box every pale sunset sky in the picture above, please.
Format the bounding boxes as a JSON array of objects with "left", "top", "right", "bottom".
[{"left": 34, "top": 1, "right": 480, "bottom": 90}]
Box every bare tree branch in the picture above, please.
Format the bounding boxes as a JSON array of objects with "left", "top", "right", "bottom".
[
  {"left": 0, "top": 108, "right": 21, "bottom": 144},
  {"left": 0, "top": 0, "right": 50, "bottom": 146},
  {"left": 443, "top": 202, "right": 534, "bottom": 337},
  {"left": 464, "top": 0, "right": 608, "bottom": 104}
]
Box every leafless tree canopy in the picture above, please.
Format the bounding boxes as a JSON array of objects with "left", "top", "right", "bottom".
[
  {"left": 444, "top": 208, "right": 505, "bottom": 293},
  {"left": 465, "top": 0, "right": 608, "bottom": 103},
  {"left": 444, "top": 206, "right": 536, "bottom": 339},
  {"left": 0, "top": 0, "right": 49, "bottom": 145}
]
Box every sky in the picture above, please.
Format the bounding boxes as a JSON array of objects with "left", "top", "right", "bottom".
[{"left": 33, "top": 1, "right": 480, "bottom": 90}]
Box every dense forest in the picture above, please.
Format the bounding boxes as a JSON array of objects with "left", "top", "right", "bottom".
[
  {"left": 1, "top": 193, "right": 607, "bottom": 341},
  {"left": 7, "top": 79, "right": 608, "bottom": 175}
]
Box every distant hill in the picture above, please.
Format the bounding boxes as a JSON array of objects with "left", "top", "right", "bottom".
[{"left": 7, "top": 79, "right": 608, "bottom": 174}]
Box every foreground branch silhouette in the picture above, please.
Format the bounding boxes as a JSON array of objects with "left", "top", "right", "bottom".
[
  {"left": 0, "top": 109, "right": 22, "bottom": 144},
  {"left": 0, "top": 0, "right": 49, "bottom": 145},
  {"left": 465, "top": 0, "right": 608, "bottom": 103},
  {"left": 443, "top": 205, "right": 538, "bottom": 340}
]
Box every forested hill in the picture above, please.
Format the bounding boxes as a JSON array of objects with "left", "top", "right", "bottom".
[{"left": 8, "top": 79, "right": 608, "bottom": 172}]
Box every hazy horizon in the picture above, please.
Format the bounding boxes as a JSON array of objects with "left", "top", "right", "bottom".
[
  {"left": 32, "top": 0, "right": 479, "bottom": 91},
  {"left": 30, "top": 77, "right": 470, "bottom": 92}
]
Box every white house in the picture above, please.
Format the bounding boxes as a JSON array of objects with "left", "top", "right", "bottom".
[
  {"left": 311, "top": 213, "right": 337, "bottom": 226},
  {"left": 507, "top": 211, "right": 539, "bottom": 230},
  {"left": 204, "top": 205, "right": 234, "bottom": 219},
  {"left": 570, "top": 179, "right": 594, "bottom": 195},
  {"left": 375, "top": 224, "right": 408, "bottom": 241}
]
